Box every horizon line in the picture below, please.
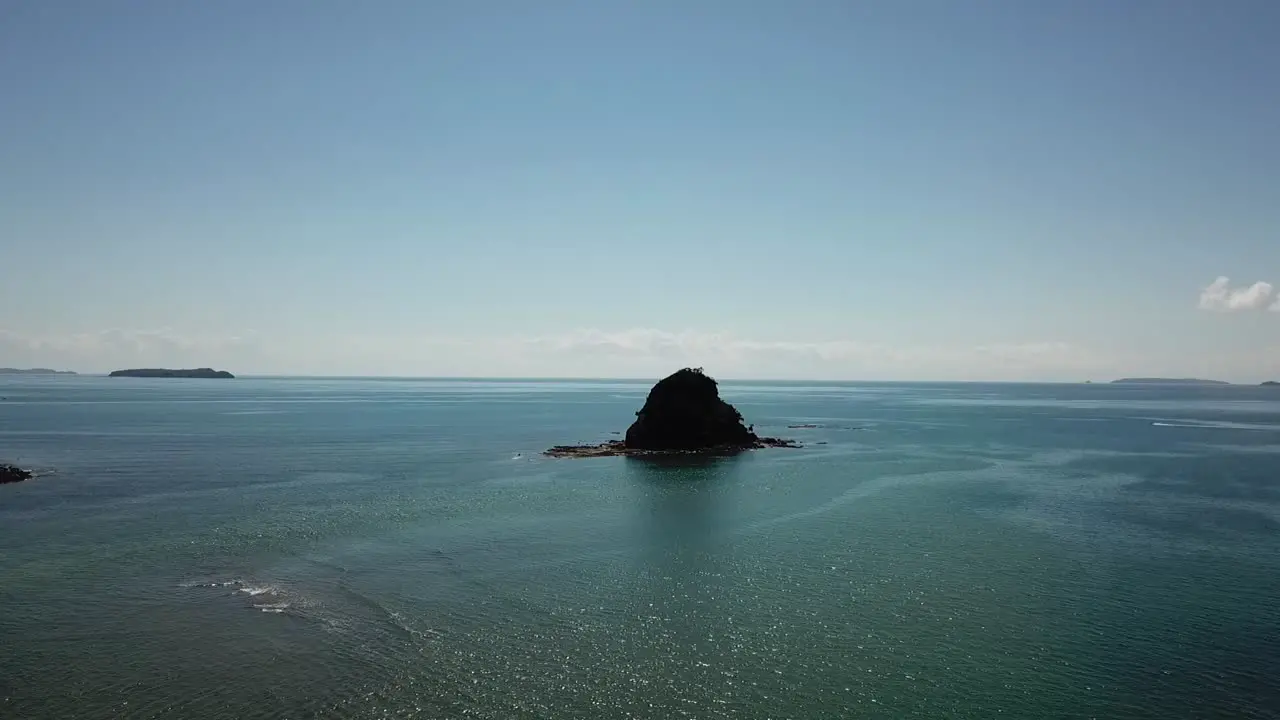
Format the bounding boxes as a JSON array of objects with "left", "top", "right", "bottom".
[{"left": 16, "top": 372, "right": 1264, "bottom": 385}]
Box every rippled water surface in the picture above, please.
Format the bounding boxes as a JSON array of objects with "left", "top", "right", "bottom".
[{"left": 2, "top": 377, "right": 1279, "bottom": 719}]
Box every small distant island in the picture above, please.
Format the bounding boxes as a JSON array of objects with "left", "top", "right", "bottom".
[
  {"left": 109, "top": 368, "right": 235, "bottom": 379},
  {"left": 1111, "top": 378, "right": 1230, "bottom": 385},
  {"left": 1263, "top": 381, "right": 1279, "bottom": 387},
  {"left": 0, "top": 368, "right": 76, "bottom": 375}
]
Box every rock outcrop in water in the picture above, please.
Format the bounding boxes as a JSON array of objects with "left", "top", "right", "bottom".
[
  {"left": 1, "top": 464, "right": 33, "bottom": 484},
  {"left": 109, "top": 368, "right": 234, "bottom": 379},
  {"left": 545, "top": 368, "right": 798, "bottom": 458}
]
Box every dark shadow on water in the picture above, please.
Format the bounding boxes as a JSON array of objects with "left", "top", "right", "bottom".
[
  {"left": 623, "top": 452, "right": 744, "bottom": 552},
  {"left": 623, "top": 453, "right": 747, "bottom": 660},
  {"left": 623, "top": 451, "right": 748, "bottom": 476}
]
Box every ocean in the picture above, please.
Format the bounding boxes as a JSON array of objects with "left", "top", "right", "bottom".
[{"left": 1, "top": 377, "right": 1278, "bottom": 719}]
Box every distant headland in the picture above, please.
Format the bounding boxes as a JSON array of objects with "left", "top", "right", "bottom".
[
  {"left": 1263, "top": 381, "right": 1279, "bottom": 387},
  {"left": 0, "top": 368, "right": 76, "bottom": 375},
  {"left": 109, "top": 368, "right": 235, "bottom": 379},
  {"left": 1110, "top": 378, "right": 1229, "bottom": 385}
]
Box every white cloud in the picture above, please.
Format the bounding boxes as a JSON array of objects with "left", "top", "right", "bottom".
[
  {"left": 0, "top": 328, "right": 265, "bottom": 373},
  {"left": 1199, "top": 276, "right": 1274, "bottom": 312},
  {"left": 326, "top": 329, "right": 1112, "bottom": 381}
]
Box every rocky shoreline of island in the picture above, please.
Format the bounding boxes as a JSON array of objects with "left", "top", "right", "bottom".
[{"left": 545, "top": 367, "right": 799, "bottom": 459}]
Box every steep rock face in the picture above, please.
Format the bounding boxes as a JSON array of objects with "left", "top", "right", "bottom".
[
  {"left": 544, "top": 368, "right": 798, "bottom": 458},
  {"left": 624, "top": 368, "right": 757, "bottom": 450}
]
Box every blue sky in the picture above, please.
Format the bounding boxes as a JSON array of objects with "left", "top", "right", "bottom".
[{"left": 3, "top": 1, "right": 1279, "bottom": 380}]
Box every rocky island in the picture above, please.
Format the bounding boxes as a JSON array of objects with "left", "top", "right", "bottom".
[
  {"left": 546, "top": 367, "right": 798, "bottom": 458},
  {"left": 1, "top": 464, "right": 33, "bottom": 484},
  {"left": 109, "top": 368, "right": 235, "bottom": 379}
]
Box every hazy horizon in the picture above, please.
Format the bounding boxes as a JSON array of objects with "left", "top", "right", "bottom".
[
  {"left": 4, "top": 2, "right": 1279, "bottom": 383},
  {"left": 4, "top": 367, "right": 1271, "bottom": 385}
]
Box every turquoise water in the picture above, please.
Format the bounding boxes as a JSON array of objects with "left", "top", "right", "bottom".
[{"left": 1, "top": 377, "right": 1278, "bottom": 719}]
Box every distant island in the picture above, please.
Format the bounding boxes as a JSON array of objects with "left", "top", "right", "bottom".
[
  {"left": 1263, "top": 381, "right": 1279, "bottom": 387},
  {"left": 1111, "top": 378, "right": 1230, "bottom": 385},
  {"left": 109, "top": 368, "right": 235, "bottom": 379},
  {"left": 0, "top": 368, "right": 76, "bottom": 375}
]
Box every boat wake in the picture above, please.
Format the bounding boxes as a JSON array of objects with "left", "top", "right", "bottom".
[{"left": 180, "top": 578, "right": 295, "bottom": 613}]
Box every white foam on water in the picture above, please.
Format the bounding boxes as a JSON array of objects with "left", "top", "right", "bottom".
[
  {"left": 1151, "top": 420, "right": 1280, "bottom": 430},
  {"left": 180, "top": 578, "right": 299, "bottom": 615},
  {"left": 178, "top": 578, "right": 242, "bottom": 589},
  {"left": 1199, "top": 443, "right": 1280, "bottom": 454},
  {"left": 387, "top": 609, "right": 443, "bottom": 639}
]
